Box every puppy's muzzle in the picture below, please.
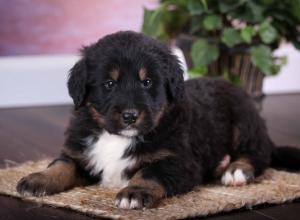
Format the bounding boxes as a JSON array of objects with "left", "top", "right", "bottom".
[{"left": 122, "top": 109, "right": 140, "bottom": 125}]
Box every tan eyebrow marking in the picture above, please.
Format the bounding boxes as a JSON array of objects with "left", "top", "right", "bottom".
[
  {"left": 110, "top": 69, "right": 119, "bottom": 81},
  {"left": 138, "top": 68, "right": 147, "bottom": 81}
]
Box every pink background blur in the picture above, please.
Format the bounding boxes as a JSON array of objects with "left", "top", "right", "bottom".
[{"left": 0, "top": 0, "right": 157, "bottom": 56}]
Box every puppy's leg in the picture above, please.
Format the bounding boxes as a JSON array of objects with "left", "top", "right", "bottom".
[
  {"left": 17, "top": 157, "right": 87, "bottom": 196},
  {"left": 222, "top": 84, "right": 276, "bottom": 186},
  {"left": 115, "top": 172, "right": 166, "bottom": 209},
  {"left": 115, "top": 157, "right": 199, "bottom": 209},
  {"left": 221, "top": 133, "right": 273, "bottom": 186},
  {"left": 221, "top": 158, "right": 254, "bottom": 186}
]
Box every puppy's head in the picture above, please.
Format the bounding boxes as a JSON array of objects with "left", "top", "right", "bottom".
[{"left": 68, "top": 31, "right": 184, "bottom": 137}]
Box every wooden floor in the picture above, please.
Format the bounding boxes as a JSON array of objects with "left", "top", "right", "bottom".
[{"left": 0, "top": 94, "right": 299, "bottom": 220}]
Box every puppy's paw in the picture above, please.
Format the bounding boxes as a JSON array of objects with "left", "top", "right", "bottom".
[
  {"left": 221, "top": 159, "right": 254, "bottom": 186},
  {"left": 115, "top": 186, "right": 158, "bottom": 209},
  {"left": 16, "top": 172, "right": 54, "bottom": 197}
]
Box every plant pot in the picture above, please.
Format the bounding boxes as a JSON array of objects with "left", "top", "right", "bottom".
[{"left": 176, "top": 34, "right": 265, "bottom": 111}]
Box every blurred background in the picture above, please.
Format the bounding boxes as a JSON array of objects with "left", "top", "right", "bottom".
[
  {"left": 0, "top": 2, "right": 299, "bottom": 218},
  {"left": 0, "top": 0, "right": 299, "bottom": 108}
]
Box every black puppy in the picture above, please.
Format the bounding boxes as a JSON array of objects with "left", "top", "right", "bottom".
[{"left": 17, "top": 31, "right": 300, "bottom": 209}]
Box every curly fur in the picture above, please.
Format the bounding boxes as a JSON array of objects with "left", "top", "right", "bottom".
[{"left": 17, "top": 31, "right": 300, "bottom": 209}]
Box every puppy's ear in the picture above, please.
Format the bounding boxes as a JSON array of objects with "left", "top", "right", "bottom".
[
  {"left": 68, "top": 58, "right": 88, "bottom": 109},
  {"left": 165, "top": 54, "right": 185, "bottom": 103}
]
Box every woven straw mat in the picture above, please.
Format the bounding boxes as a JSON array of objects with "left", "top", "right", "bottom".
[{"left": 0, "top": 160, "right": 299, "bottom": 220}]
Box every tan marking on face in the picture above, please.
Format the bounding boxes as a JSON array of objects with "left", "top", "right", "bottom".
[
  {"left": 154, "top": 104, "right": 167, "bottom": 126},
  {"left": 135, "top": 111, "right": 145, "bottom": 126},
  {"left": 88, "top": 104, "right": 106, "bottom": 127},
  {"left": 110, "top": 69, "right": 120, "bottom": 81},
  {"left": 138, "top": 68, "right": 147, "bottom": 81}
]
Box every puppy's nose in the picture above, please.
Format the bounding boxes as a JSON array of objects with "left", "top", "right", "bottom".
[{"left": 122, "top": 109, "right": 139, "bottom": 125}]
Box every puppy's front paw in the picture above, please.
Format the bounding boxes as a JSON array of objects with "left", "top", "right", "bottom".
[
  {"left": 16, "top": 172, "right": 53, "bottom": 197},
  {"left": 115, "top": 186, "right": 158, "bottom": 209}
]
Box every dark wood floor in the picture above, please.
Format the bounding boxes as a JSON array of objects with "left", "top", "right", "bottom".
[{"left": 0, "top": 94, "right": 299, "bottom": 220}]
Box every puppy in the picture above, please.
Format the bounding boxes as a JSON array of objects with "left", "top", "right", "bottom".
[{"left": 17, "top": 31, "right": 300, "bottom": 209}]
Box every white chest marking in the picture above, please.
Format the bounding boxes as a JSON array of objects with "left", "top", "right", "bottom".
[{"left": 86, "top": 131, "right": 136, "bottom": 188}]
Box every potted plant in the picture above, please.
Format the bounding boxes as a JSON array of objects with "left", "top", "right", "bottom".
[{"left": 142, "top": 0, "right": 300, "bottom": 110}]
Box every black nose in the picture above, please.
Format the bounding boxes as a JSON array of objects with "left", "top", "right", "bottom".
[{"left": 122, "top": 109, "right": 139, "bottom": 125}]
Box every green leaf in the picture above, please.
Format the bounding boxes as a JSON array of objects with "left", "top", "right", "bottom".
[
  {"left": 160, "top": 0, "right": 186, "bottom": 7},
  {"left": 250, "top": 45, "right": 273, "bottom": 75},
  {"left": 219, "top": 0, "right": 246, "bottom": 13},
  {"left": 261, "top": 0, "right": 275, "bottom": 5},
  {"left": 164, "top": 8, "right": 189, "bottom": 36},
  {"left": 202, "top": 15, "right": 222, "bottom": 31},
  {"left": 142, "top": 9, "right": 162, "bottom": 37},
  {"left": 290, "top": 0, "right": 300, "bottom": 20},
  {"left": 270, "top": 56, "right": 287, "bottom": 75},
  {"left": 223, "top": 71, "right": 242, "bottom": 86},
  {"left": 189, "top": 65, "right": 208, "bottom": 77},
  {"left": 259, "top": 21, "right": 278, "bottom": 44},
  {"left": 241, "top": 26, "right": 255, "bottom": 43},
  {"left": 222, "top": 28, "right": 243, "bottom": 47},
  {"left": 191, "top": 39, "right": 219, "bottom": 66},
  {"left": 190, "top": 16, "right": 202, "bottom": 33},
  {"left": 201, "top": 0, "right": 208, "bottom": 10},
  {"left": 247, "top": 1, "right": 264, "bottom": 22},
  {"left": 270, "top": 64, "right": 281, "bottom": 75},
  {"left": 187, "top": 0, "right": 206, "bottom": 15}
]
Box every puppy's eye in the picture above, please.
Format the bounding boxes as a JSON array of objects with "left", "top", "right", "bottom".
[
  {"left": 103, "top": 80, "right": 116, "bottom": 90},
  {"left": 141, "top": 78, "right": 152, "bottom": 89}
]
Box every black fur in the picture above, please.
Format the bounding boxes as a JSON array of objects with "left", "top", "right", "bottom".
[{"left": 17, "top": 31, "right": 300, "bottom": 208}]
